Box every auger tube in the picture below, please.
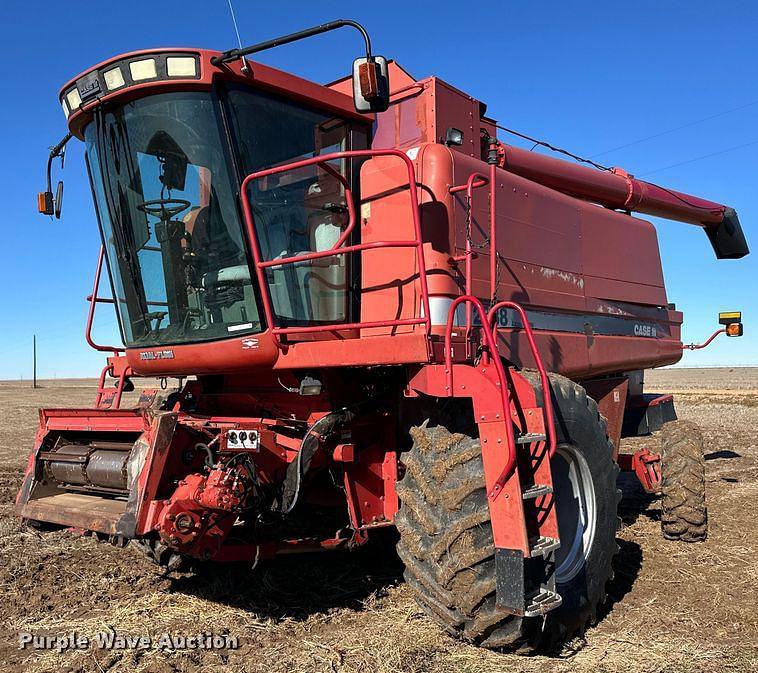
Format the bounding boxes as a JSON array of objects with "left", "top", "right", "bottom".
[{"left": 501, "top": 143, "right": 749, "bottom": 259}]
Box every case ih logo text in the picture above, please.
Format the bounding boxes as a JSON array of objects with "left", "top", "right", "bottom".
[
  {"left": 633, "top": 324, "right": 657, "bottom": 338},
  {"left": 139, "top": 350, "right": 175, "bottom": 361}
]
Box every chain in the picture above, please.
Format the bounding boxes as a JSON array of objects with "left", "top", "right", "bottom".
[
  {"left": 491, "top": 251, "right": 504, "bottom": 308},
  {"left": 464, "top": 194, "right": 490, "bottom": 251},
  {"left": 462, "top": 191, "right": 504, "bottom": 308}
]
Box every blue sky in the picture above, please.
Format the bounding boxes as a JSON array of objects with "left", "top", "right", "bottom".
[{"left": 0, "top": 1, "right": 755, "bottom": 378}]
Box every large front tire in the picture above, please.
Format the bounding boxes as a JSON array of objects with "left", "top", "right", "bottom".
[{"left": 395, "top": 373, "right": 619, "bottom": 651}]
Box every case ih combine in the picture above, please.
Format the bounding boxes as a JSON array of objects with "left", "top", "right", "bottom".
[{"left": 20, "top": 21, "right": 748, "bottom": 650}]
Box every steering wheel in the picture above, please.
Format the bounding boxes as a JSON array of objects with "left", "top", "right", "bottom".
[{"left": 137, "top": 199, "right": 192, "bottom": 219}]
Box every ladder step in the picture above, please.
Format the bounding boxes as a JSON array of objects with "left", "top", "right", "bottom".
[
  {"left": 522, "top": 484, "right": 553, "bottom": 500},
  {"left": 529, "top": 536, "right": 561, "bottom": 558},
  {"left": 524, "top": 589, "right": 563, "bottom": 617},
  {"left": 516, "top": 432, "right": 547, "bottom": 444}
]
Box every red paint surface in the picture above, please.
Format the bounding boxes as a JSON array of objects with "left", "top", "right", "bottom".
[{"left": 27, "top": 45, "right": 743, "bottom": 561}]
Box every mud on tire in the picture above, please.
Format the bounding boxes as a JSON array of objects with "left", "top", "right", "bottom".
[
  {"left": 395, "top": 373, "right": 620, "bottom": 651},
  {"left": 659, "top": 421, "right": 707, "bottom": 542}
]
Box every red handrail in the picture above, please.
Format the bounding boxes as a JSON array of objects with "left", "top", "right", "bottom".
[
  {"left": 86, "top": 247, "right": 125, "bottom": 354},
  {"left": 444, "top": 295, "right": 518, "bottom": 497},
  {"left": 95, "top": 362, "right": 131, "bottom": 409},
  {"left": 240, "top": 149, "right": 432, "bottom": 348},
  {"left": 274, "top": 317, "right": 426, "bottom": 335},
  {"left": 258, "top": 240, "right": 420, "bottom": 269},
  {"left": 487, "top": 301, "right": 557, "bottom": 458},
  {"left": 309, "top": 160, "right": 358, "bottom": 250},
  {"left": 449, "top": 174, "right": 488, "bottom": 195}
]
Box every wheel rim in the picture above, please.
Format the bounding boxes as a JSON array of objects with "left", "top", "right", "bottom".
[{"left": 552, "top": 444, "right": 597, "bottom": 583}]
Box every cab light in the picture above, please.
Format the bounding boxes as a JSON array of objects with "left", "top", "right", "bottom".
[
  {"left": 299, "top": 375, "right": 323, "bottom": 396},
  {"left": 66, "top": 88, "right": 82, "bottom": 110},
  {"left": 129, "top": 58, "right": 157, "bottom": 81},
  {"left": 166, "top": 56, "right": 196, "bottom": 77},
  {"left": 103, "top": 67, "right": 126, "bottom": 90}
]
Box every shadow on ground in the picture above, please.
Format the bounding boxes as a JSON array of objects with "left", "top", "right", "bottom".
[
  {"left": 159, "top": 477, "right": 654, "bottom": 629},
  {"left": 617, "top": 471, "right": 659, "bottom": 527},
  {"left": 705, "top": 449, "right": 741, "bottom": 461},
  {"left": 169, "top": 532, "right": 405, "bottom": 620}
]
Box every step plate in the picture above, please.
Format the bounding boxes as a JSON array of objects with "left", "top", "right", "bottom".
[
  {"left": 524, "top": 589, "right": 563, "bottom": 617},
  {"left": 516, "top": 432, "right": 547, "bottom": 444},
  {"left": 529, "top": 536, "right": 561, "bottom": 558},
  {"left": 522, "top": 484, "right": 553, "bottom": 500}
]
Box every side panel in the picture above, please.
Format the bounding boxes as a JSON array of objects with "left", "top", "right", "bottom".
[
  {"left": 365, "top": 71, "right": 684, "bottom": 377},
  {"left": 357, "top": 146, "right": 460, "bottom": 338},
  {"left": 448, "top": 150, "right": 683, "bottom": 377},
  {"left": 359, "top": 154, "right": 420, "bottom": 335}
]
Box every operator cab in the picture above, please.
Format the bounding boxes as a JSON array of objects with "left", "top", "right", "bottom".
[{"left": 50, "top": 44, "right": 380, "bottom": 365}]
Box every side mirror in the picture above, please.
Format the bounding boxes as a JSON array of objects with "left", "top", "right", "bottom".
[
  {"left": 54, "top": 180, "right": 64, "bottom": 219},
  {"left": 40, "top": 132, "right": 71, "bottom": 218},
  {"left": 352, "top": 56, "right": 390, "bottom": 113},
  {"left": 37, "top": 182, "right": 64, "bottom": 218}
]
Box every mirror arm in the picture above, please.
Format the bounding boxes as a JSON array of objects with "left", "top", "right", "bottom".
[
  {"left": 45, "top": 132, "right": 73, "bottom": 193},
  {"left": 211, "top": 19, "right": 373, "bottom": 65},
  {"left": 40, "top": 132, "right": 72, "bottom": 217}
]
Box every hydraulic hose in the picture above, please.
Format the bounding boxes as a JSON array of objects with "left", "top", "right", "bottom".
[{"left": 280, "top": 404, "right": 360, "bottom": 514}]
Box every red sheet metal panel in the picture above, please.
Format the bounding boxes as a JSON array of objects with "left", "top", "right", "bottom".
[{"left": 359, "top": 155, "right": 421, "bottom": 336}]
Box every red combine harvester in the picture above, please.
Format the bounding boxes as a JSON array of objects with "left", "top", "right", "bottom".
[{"left": 21, "top": 21, "right": 748, "bottom": 650}]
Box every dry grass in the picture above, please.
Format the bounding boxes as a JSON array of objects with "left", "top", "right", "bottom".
[{"left": 0, "top": 371, "right": 756, "bottom": 673}]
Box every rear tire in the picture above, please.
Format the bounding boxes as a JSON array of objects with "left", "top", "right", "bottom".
[
  {"left": 659, "top": 421, "right": 707, "bottom": 542},
  {"left": 395, "top": 373, "right": 619, "bottom": 651}
]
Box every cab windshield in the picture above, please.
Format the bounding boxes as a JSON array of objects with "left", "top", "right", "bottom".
[
  {"left": 86, "top": 91, "right": 258, "bottom": 346},
  {"left": 86, "top": 88, "right": 364, "bottom": 347}
]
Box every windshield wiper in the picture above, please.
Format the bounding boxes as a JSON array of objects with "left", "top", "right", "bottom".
[{"left": 93, "top": 106, "right": 151, "bottom": 331}]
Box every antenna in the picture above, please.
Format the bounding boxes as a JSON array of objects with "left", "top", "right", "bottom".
[{"left": 225, "top": 0, "right": 249, "bottom": 74}]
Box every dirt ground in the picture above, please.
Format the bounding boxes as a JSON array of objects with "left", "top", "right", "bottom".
[{"left": 0, "top": 369, "right": 756, "bottom": 673}]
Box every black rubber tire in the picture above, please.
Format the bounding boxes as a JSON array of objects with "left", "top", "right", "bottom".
[
  {"left": 659, "top": 421, "right": 708, "bottom": 542},
  {"left": 395, "top": 373, "right": 619, "bottom": 651}
]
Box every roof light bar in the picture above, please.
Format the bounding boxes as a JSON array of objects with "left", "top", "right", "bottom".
[{"left": 60, "top": 52, "right": 201, "bottom": 119}]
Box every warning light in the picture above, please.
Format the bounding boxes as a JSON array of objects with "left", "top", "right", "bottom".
[
  {"left": 37, "top": 191, "right": 53, "bottom": 215},
  {"left": 719, "top": 311, "right": 742, "bottom": 325},
  {"left": 718, "top": 311, "right": 743, "bottom": 337},
  {"left": 683, "top": 311, "right": 745, "bottom": 350}
]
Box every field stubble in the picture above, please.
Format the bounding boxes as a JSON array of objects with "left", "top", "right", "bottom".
[{"left": 0, "top": 369, "right": 756, "bottom": 673}]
